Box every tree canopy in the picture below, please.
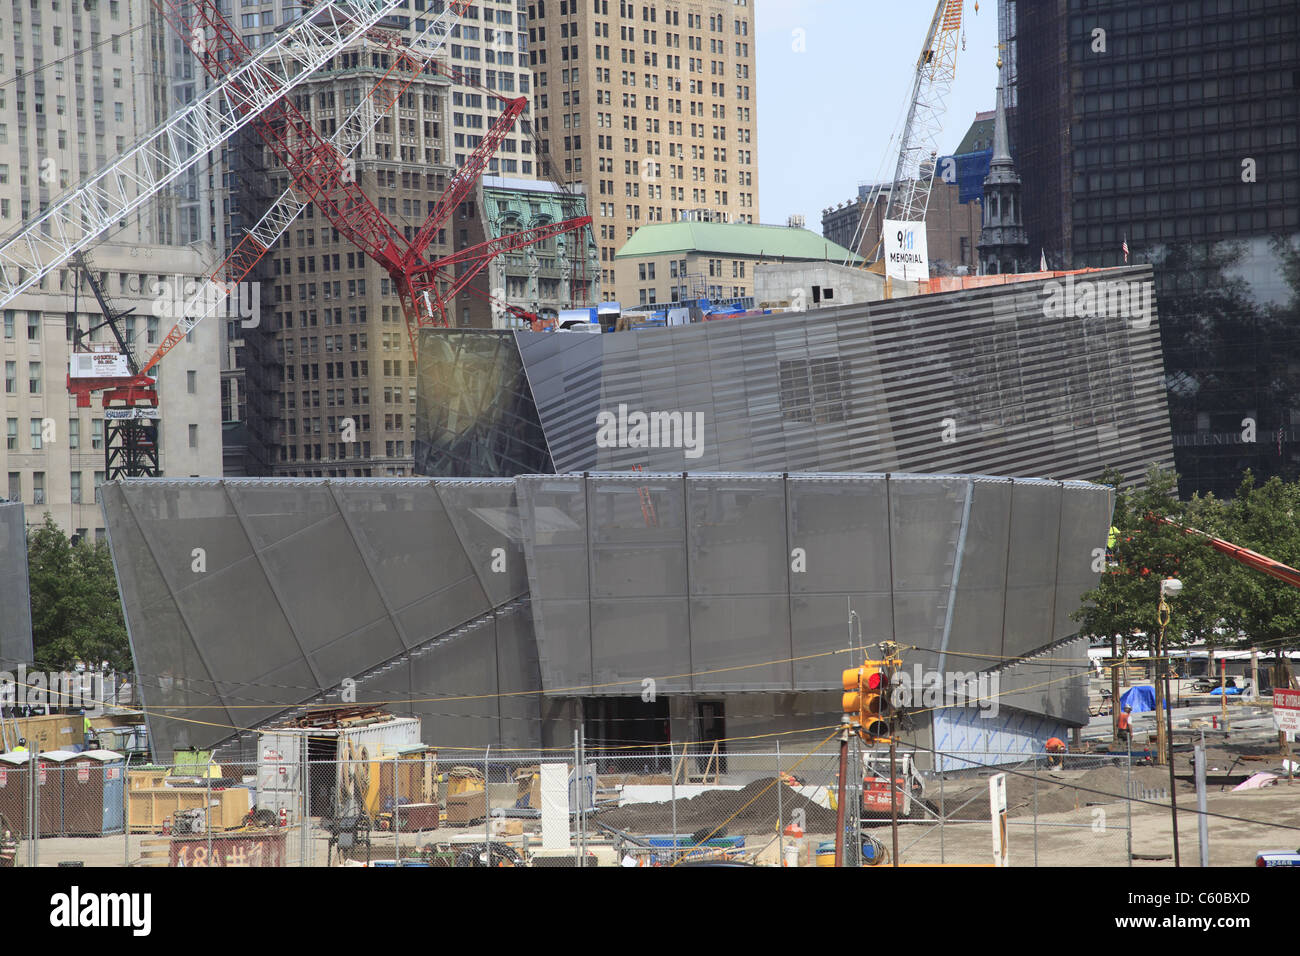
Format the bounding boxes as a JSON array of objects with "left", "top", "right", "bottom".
[
  {"left": 26, "top": 514, "right": 130, "bottom": 671},
  {"left": 1074, "top": 465, "right": 1300, "bottom": 656}
]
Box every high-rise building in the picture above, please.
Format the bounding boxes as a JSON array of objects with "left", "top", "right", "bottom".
[
  {"left": 0, "top": 3, "right": 222, "bottom": 535},
  {"left": 217, "top": 2, "right": 546, "bottom": 476},
  {"left": 1007, "top": 0, "right": 1300, "bottom": 497},
  {"left": 527, "top": 0, "right": 759, "bottom": 300}
]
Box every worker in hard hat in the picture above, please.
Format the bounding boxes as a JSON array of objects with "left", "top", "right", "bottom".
[
  {"left": 1044, "top": 736, "right": 1066, "bottom": 769},
  {"left": 1117, "top": 706, "right": 1133, "bottom": 745},
  {"left": 12, "top": 738, "right": 27, "bottom": 753}
]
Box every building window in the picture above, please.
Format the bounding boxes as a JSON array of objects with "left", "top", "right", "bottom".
[
  {"left": 7, "top": 473, "right": 19, "bottom": 502},
  {"left": 93, "top": 472, "right": 105, "bottom": 503},
  {"left": 32, "top": 472, "right": 45, "bottom": 506},
  {"left": 29, "top": 418, "right": 42, "bottom": 451},
  {"left": 28, "top": 362, "right": 40, "bottom": 394},
  {"left": 92, "top": 419, "right": 104, "bottom": 450},
  {"left": 70, "top": 472, "right": 82, "bottom": 504},
  {"left": 189, "top": 424, "right": 198, "bottom": 448},
  {"left": 5, "top": 418, "right": 15, "bottom": 451}
]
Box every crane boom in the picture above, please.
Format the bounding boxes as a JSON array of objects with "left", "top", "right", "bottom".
[
  {"left": 0, "top": 0, "right": 407, "bottom": 311},
  {"left": 403, "top": 97, "right": 529, "bottom": 267},
  {"left": 884, "top": 0, "right": 965, "bottom": 225},
  {"left": 1156, "top": 517, "right": 1300, "bottom": 590},
  {"left": 156, "top": 0, "right": 413, "bottom": 275},
  {"left": 140, "top": 2, "right": 470, "bottom": 375}
]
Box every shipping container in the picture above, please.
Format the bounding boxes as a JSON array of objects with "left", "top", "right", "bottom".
[{"left": 256, "top": 717, "right": 421, "bottom": 824}]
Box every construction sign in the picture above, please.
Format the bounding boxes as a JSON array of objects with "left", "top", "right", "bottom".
[
  {"left": 989, "top": 773, "right": 1009, "bottom": 867},
  {"left": 1274, "top": 689, "right": 1300, "bottom": 735}
]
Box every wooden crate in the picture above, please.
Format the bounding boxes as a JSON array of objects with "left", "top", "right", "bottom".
[
  {"left": 128, "top": 768, "right": 168, "bottom": 791},
  {"left": 128, "top": 787, "right": 250, "bottom": 833}
]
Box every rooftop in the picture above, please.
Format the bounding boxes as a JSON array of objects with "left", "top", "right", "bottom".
[{"left": 615, "top": 221, "right": 862, "bottom": 263}]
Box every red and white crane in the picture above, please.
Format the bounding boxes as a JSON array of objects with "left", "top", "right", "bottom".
[{"left": 0, "top": 0, "right": 409, "bottom": 309}]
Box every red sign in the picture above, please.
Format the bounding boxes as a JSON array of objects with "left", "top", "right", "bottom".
[
  {"left": 38, "top": 767, "right": 46, "bottom": 784},
  {"left": 0, "top": 770, "right": 7, "bottom": 787},
  {"left": 1275, "top": 689, "right": 1300, "bottom": 735},
  {"left": 77, "top": 766, "right": 90, "bottom": 782}
]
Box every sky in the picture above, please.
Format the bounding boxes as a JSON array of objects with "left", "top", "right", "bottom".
[{"left": 755, "top": 0, "right": 1002, "bottom": 229}]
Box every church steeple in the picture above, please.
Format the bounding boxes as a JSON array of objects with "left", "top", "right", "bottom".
[{"left": 978, "top": 75, "right": 1029, "bottom": 276}]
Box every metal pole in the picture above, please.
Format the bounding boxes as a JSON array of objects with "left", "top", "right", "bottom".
[
  {"left": 939, "top": 754, "right": 946, "bottom": 864},
  {"left": 889, "top": 733, "right": 898, "bottom": 868},
  {"left": 1194, "top": 734, "right": 1209, "bottom": 867},
  {"left": 1165, "top": 662, "right": 1181, "bottom": 867},
  {"left": 124, "top": 752, "right": 131, "bottom": 867},
  {"left": 1126, "top": 751, "right": 1133, "bottom": 867},
  {"left": 670, "top": 739, "right": 678, "bottom": 862},
  {"left": 206, "top": 755, "right": 213, "bottom": 865},
  {"left": 299, "top": 736, "right": 309, "bottom": 867},
  {"left": 776, "top": 740, "right": 784, "bottom": 866},
  {"left": 574, "top": 728, "right": 585, "bottom": 868},
  {"left": 484, "top": 744, "right": 492, "bottom": 867},
  {"left": 834, "top": 724, "right": 849, "bottom": 867},
  {"left": 1033, "top": 758, "right": 1039, "bottom": 867}
]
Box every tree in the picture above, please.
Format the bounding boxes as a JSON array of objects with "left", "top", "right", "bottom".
[
  {"left": 26, "top": 514, "right": 130, "bottom": 671},
  {"left": 1073, "top": 465, "right": 1229, "bottom": 656},
  {"left": 1218, "top": 472, "right": 1300, "bottom": 652}
]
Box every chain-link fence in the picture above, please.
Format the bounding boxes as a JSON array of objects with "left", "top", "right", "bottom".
[{"left": 0, "top": 741, "right": 1150, "bottom": 867}]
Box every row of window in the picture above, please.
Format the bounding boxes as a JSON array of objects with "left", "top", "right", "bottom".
[
  {"left": 5, "top": 470, "right": 105, "bottom": 507},
  {"left": 6, "top": 418, "right": 103, "bottom": 452}
]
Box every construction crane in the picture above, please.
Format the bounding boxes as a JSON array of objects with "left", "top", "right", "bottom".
[
  {"left": 847, "top": 0, "right": 970, "bottom": 268},
  {"left": 0, "top": 0, "right": 408, "bottom": 311},
  {"left": 142, "top": 0, "right": 474, "bottom": 374},
  {"left": 156, "top": 0, "right": 591, "bottom": 361},
  {"left": 66, "top": 251, "right": 160, "bottom": 479}
]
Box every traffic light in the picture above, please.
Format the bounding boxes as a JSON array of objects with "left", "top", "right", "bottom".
[
  {"left": 860, "top": 660, "right": 891, "bottom": 742},
  {"left": 843, "top": 661, "right": 894, "bottom": 742}
]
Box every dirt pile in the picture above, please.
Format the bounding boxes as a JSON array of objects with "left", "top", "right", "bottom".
[
  {"left": 936, "top": 765, "right": 1188, "bottom": 820},
  {"left": 596, "top": 778, "right": 839, "bottom": 836}
]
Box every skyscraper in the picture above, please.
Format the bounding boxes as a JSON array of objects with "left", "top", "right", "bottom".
[
  {"left": 527, "top": 0, "right": 759, "bottom": 300},
  {"left": 1007, "top": 0, "right": 1300, "bottom": 497}
]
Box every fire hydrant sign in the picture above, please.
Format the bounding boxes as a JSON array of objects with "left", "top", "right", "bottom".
[{"left": 1274, "top": 689, "right": 1300, "bottom": 735}]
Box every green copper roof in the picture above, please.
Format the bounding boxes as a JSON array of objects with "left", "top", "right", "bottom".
[{"left": 615, "top": 221, "right": 862, "bottom": 263}]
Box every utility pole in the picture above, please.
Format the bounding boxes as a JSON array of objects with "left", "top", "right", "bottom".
[
  {"left": 1194, "top": 733, "right": 1209, "bottom": 867},
  {"left": 1111, "top": 634, "right": 1120, "bottom": 743},
  {"left": 834, "top": 722, "right": 850, "bottom": 868}
]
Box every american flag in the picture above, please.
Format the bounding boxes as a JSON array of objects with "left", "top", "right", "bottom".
[{"left": 1122, "top": 236, "right": 1130, "bottom": 264}]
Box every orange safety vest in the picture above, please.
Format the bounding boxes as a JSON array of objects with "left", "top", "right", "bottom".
[{"left": 1118, "top": 712, "right": 1131, "bottom": 731}]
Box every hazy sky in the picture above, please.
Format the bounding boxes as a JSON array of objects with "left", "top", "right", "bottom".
[{"left": 755, "top": 1, "right": 1002, "bottom": 228}]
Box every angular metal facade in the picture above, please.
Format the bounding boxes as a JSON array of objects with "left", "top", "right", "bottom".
[
  {"left": 0, "top": 501, "right": 33, "bottom": 670},
  {"left": 103, "top": 474, "right": 1110, "bottom": 761},
  {"left": 415, "top": 266, "right": 1174, "bottom": 482}
]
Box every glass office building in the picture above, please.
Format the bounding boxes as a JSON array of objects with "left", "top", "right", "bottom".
[{"left": 1008, "top": 0, "right": 1300, "bottom": 497}]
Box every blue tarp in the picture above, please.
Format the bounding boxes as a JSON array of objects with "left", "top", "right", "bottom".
[
  {"left": 939, "top": 149, "right": 994, "bottom": 204},
  {"left": 1209, "top": 686, "right": 1242, "bottom": 696},
  {"left": 1120, "top": 685, "right": 1169, "bottom": 712}
]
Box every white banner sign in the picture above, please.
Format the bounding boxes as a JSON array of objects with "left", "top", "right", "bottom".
[
  {"left": 989, "top": 773, "right": 1009, "bottom": 867},
  {"left": 883, "top": 219, "right": 930, "bottom": 282},
  {"left": 104, "top": 408, "right": 161, "bottom": 420}
]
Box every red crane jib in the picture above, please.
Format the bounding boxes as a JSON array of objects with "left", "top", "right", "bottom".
[
  {"left": 403, "top": 97, "right": 529, "bottom": 267},
  {"left": 155, "top": 0, "right": 420, "bottom": 275}
]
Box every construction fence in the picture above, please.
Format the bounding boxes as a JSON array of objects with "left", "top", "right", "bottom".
[{"left": 0, "top": 743, "right": 1147, "bottom": 868}]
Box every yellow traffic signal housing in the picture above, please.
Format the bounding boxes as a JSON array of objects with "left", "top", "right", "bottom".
[
  {"left": 860, "top": 660, "right": 891, "bottom": 741},
  {"left": 841, "top": 666, "right": 864, "bottom": 720}
]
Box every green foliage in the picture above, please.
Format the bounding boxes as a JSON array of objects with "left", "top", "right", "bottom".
[
  {"left": 1074, "top": 465, "right": 1300, "bottom": 651},
  {"left": 26, "top": 514, "right": 130, "bottom": 671}
]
